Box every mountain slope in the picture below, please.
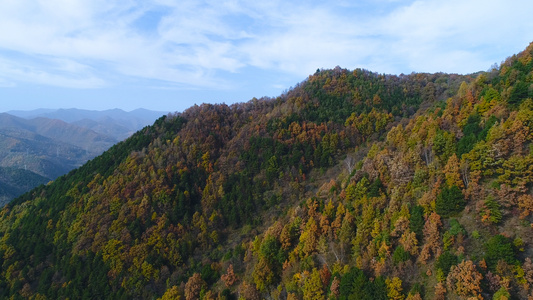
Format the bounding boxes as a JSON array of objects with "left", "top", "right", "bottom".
[
  {"left": 0, "top": 127, "right": 88, "bottom": 178},
  {"left": 1, "top": 43, "right": 533, "bottom": 299},
  {"left": 0, "top": 114, "right": 119, "bottom": 205},
  {"left": 0, "top": 113, "right": 118, "bottom": 154},
  {"left": 29, "top": 117, "right": 117, "bottom": 154},
  {"left": 0, "top": 114, "right": 118, "bottom": 177},
  {"left": 0, "top": 167, "right": 49, "bottom": 206},
  {"left": 0, "top": 109, "right": 166, "bottom": 205},
  {"left": 71, "top": 117, "right": 134, "bottom": 141}
]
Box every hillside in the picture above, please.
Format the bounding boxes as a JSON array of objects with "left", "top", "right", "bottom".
[
  {"left": 0, "top": 126, "right": 96, "bottom": 179},
  {"left": 0, "top": 167, "right": 49, "bottom": 207},
  {"left": 1, "top": 43, "right": 533, "bottom": 299},
  {"left": 0, "top": 113, "right": 119, "bottom": 205},
  {"left": 0, "top": 110, "right": 165, "bottom": 206},
  {"left": 0, "top": 113, "right": 118, "bottom": 160}
]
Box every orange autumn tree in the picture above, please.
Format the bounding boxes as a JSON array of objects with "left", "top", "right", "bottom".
[
  {"left": 419, "top": 212, "right": 442, "bottom": 263},
  {"left": 446, "top": 260, "right": 483, "bottom": 298},
  {"left": 221, "top": 264, "right": 237, "bottom": 287},
  {"left": 184, "top": 273, "right": 206, "bottom": 300}
]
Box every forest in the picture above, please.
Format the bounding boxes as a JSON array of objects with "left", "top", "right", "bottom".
[{"left": 0, "top": 42, "right": 533, "bottom": 299}]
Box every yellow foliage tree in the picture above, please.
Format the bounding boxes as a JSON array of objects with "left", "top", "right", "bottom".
[
  {"left": 158, "top": 286, "right": 182, "bottom": 300},
  {"left": 302, "top": 268, "right": 324, "bottom": 300},
  {"left": 443, "top": 154, "right": 464, "bottom": 188},
  {"left": 386, "top": 277, "right": 405, "bottom": 300}
]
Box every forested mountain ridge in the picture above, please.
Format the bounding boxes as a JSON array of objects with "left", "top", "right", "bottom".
[
  {"left": 1, "top": 43, "right": 533, "bottom": 299},
  {"left": 0, "top": 113, "right": 119, "bottom": 206},
  {"left": 0, "top": 167, "right": 49, "bottom": 207}
]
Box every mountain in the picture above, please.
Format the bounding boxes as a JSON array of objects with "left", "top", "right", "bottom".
[
  {"left": 0, "top": 113, "right": 118, "bottom": 176},
  {"left": 0, "top": 109, "right": 165, "bottom": 205},
  {"left": 5, "top": 108, "right": 56, "bottom": 118},
  {"left": 8, "top": 108, "right": 167, "bottom": 141},
  {"left": 1, "top": 43, "right": 533, "bottom": 299},
  {"left": 0, "top": 167, "right": 49, "bottom": 206},
  {"left": 0, "top": 114, "right": 119, "bottom": 205},
  {"left": 69, "top": 117, "right": 133, "bottom": 142}
]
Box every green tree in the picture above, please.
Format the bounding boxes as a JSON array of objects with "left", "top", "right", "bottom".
[
  {"left": 409, "top": 205, "right": 424, "bottom": 240},
  {"left": 392, "top": 245, "right": 410, "bottom": 265},
  {"left": 435, "top": 185, "right": 465, "bottom": 217},
  {"left": 484, "top": 235, "right": 516, "bottom": 269},
  {"left": 480, "top": 197, "right": 502, "bottom": 224},
  {"left": 508, "top": 81, "right": 529, "bottom": 105},
  {"left": 365, "top": 276, "right": 388, "bottom": 300},
  {"left": 436, "top": 251, "right": 458, "bottom": 276},
  {"left": 432, "top": 131, "right": 455, "bottom": 162},
  {"left": 266, "top": 155, "right": 280, "bottom": 182},
  {"left": 339, "top": 267, "right": 367, "bottom": 300}
]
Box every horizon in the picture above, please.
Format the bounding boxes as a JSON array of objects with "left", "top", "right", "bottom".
[{"left": 1, "top": 0, "right": 532, "bottom": 112}]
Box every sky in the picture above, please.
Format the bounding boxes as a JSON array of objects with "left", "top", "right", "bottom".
[{"left": 0, "top": 0, "right": 532, "bottom": 114}]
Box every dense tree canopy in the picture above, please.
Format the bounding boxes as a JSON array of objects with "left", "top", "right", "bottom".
[{"left": 1, "top": 42, "right": 533, "bottom": 299}]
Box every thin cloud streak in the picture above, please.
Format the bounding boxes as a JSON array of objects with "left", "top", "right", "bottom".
[{"left": 0, "top": 55, "right": 106, "bottom": 88}]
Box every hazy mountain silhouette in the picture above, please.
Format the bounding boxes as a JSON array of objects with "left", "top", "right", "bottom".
[
  {"left": 0, "top": 108, "right": 165, "bottom": 205},
  {"left": 8, "top": 108, "right": 167, "bottom": 141}
]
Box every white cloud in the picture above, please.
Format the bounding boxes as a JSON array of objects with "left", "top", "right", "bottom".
[
  {"left": 242, "top": 0, "right": 533, "bottom": 75},
  {"left": 373, "top": 0, "right": 533, "bottom": 73},
  {"left": 0, "top": 0, "right": 532, "bottom": 91},
  {"left": 0, "top": 0, "right": 255, "bottom": 88},
  {"left": 237, "top": 3, "right": 376, "bottom": 75},
  {"left": 0, "top": 55, "right": 106, "bottom": 88}
]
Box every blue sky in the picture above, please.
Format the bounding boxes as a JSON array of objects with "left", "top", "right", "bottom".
[{"left": 1, "top": 0, "right": 532, "bottom": 113}]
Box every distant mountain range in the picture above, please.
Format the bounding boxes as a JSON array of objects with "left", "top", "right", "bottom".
[
  {"left": 0, "top": 108, "right": 166, "bottom": 205},
  {"left": 7, "top": 108, "right": 166, "bottom": 141}
]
